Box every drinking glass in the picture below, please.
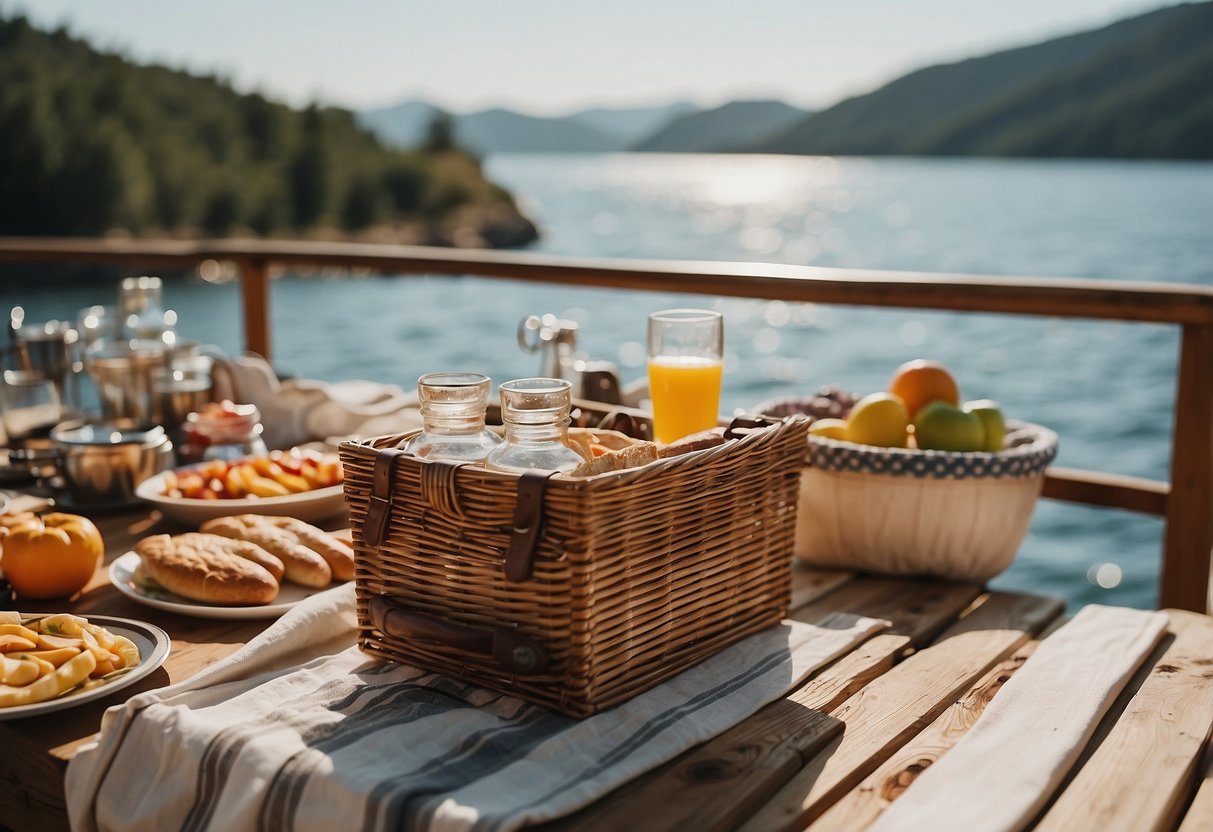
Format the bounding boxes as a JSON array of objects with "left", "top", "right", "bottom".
[
  {"left": 646, "top": 309, "right": 724, "bottom": 444},
  {"left": 1, "top": 370, "right": 62, "bottom": 445}
]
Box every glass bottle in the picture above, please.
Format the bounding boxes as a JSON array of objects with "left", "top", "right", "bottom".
[
  {"left": 397, "top": 372, "right": 501, "bottom": 462},
  {"left": 484, "top": 378, "right": 585, "bottom": 474}
]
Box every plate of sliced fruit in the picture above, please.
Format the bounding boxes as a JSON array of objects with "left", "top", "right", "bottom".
[
  {"left": 0, "top": 612, "right": 170, "bottom": 720},
  {"left": 134, "top": 449, "right": 346, "bottom": 526}
]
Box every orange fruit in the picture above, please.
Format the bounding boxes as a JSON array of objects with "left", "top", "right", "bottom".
[
  {"left": 845, "top": 393, "right": 910, "bottom": 448},
  {"left": 888, "top": 359, "right": 960, "bottom": 419},
  {"left": 0, "top": 513, "right": 103, "bottom": 600}
]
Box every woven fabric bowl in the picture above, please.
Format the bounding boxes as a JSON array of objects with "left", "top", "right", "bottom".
[{"left": 795, "top": 421, "right": 1058, "bottom": 582}]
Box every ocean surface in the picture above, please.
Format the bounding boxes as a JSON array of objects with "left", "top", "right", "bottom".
[{"left": 5, "top": 154, "right": 1213, "bottom": 610}]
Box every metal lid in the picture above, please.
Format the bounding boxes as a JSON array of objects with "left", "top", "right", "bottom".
[{"left": 50, "top": 419, "right": 167, "bottom": 447}]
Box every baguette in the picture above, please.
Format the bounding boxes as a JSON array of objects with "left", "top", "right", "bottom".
[
  {"left": 263, "top": 516, "right": 356, "bottom": 582},
  {"left": 200, "top": 515, "right": 332, "bottom": 587},
  {"left": 134, "top": 533, "right": 280, "bottom": 606},
  {"left": 566, "top": 441, "right": 659, "bottom": 478}
]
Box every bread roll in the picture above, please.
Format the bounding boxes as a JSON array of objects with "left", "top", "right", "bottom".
[
  {"left": 200, "top": 515, "right": 332, "bottom": 587},
  {"left": 264, "top": 517, "right": 356, "bottom": 581},
  {"left": 168, "top": 532, "right": 285, "bottom": 582},
  {"left": 134, "top": 533, "right": 279, "bottom": 606},
  {"left": 566, "top": 441, "right": 659, "bottom": 478},
  {"left": 657, "top": 427, "right": 727, "bottom": 458}
]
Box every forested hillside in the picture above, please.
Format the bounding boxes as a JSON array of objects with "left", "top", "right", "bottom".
[
  {"left": 0, "top": 16, "right": 535, "bottom": 245},
  {"left": 758, "top": 1, "right": 1212, "bottom": 159}
]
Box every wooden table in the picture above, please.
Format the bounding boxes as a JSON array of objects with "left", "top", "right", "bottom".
[{"left": 2, "top": 503, "right": 1212, "bottom": 832}]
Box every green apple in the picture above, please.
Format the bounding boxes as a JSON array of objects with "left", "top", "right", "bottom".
[
  {"left": 963, "top": 399, "right": 1006, "bottom": 452},
  {"left": 913, "top": 401, "right": 986, "bottom": 452}
]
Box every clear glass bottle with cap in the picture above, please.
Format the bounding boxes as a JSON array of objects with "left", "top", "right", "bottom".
[
  {"left": 397, "top": 372, "right": 501, "bottom": 462},
  {"left": 484, "top": 377, "right": 585, "bottom": 474}
]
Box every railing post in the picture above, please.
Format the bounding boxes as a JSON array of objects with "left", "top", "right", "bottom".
[
  {"left": 239, "top": 259, "right": 271, "bottom": 360},
  {"left": 1160, "top": 323, "right": 1213, "bottom": 612}
]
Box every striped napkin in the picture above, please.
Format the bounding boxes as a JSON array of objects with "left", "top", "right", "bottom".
[
  {"left": 66, "top": 584, "right": 885, "bottom": 832},
  {"left": 869, "top": 604, "right": 1169, "bottom": 832}
]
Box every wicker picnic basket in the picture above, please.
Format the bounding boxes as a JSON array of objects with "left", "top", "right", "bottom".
[{"left": 339, "top": 414, "right": 808, "bottom": 718}]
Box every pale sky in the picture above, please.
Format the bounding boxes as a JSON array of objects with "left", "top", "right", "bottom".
[{"left": 2, "top": 0, "right": 1170, "bottom": 115}]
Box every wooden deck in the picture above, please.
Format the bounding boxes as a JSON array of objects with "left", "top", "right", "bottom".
[{"left": 1, "top": 500, "right": 1211, "bottom": 831}]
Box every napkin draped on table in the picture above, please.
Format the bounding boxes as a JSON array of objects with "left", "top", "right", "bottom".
[
  {"left": 869, "top": 604, "right": 1169, "bottom": 832},
  {"left": 66, "top": 584, "right": 887, "bottom": 832}
]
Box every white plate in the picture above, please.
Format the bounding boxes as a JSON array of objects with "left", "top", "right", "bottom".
[
  {"left": 0, "top": 614, "right": 171, "bottom": 721},
  {"left": 109, "top": 551, "right": 336, "bottom": 620},
  {"left": 134, "top": 470, "right": 346, "bottom": 526}
]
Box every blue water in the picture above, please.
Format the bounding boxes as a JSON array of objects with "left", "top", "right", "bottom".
[{"left": 5, "top": 154, "right": 1213, "bottom": 610}]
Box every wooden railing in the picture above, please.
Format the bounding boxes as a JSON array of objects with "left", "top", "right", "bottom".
[{"left": 2, "top": 237, "right": 1211, "bottom": 612}]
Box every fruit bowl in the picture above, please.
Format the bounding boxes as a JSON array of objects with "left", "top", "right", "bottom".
[
  {"left": 134, "top": 471, "right": 346, "bottom": 526},
  {"left": 794, "top": 420, "right": 1057, "bottom": 582}
]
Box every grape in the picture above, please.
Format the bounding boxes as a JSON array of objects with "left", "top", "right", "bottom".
[{"left": 753, "top": 385, "right": 862, "bottom": 425}]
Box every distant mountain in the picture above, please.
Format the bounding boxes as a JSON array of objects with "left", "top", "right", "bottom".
[
  {"left": 356, "top": 100, "right": 438, "bottom": 149},
  {"left": 758, "top": 1, "right": 1213, "bottom": 159},
  {"left": 455, "top": 108, "right": 623, "bottom": 154},
  {"left": 358, "top": 102, "right": 626, "bottom": 154},
  {"left": 569, "top": 102, "right": 700, "bottom": 144},
  {"left": 633, "top": 100, "right": 808, "bottom": 152}
]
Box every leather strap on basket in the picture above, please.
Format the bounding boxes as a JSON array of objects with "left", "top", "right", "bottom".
[
  {"left": 724, "top": 415, "right": 779, "bottom": 439},
  {"left": 364, "top": 448, "right": 407, "bottom": 548},
  {"left": 368, "top": 596, "right": 548, "bottom": 675},
  {"left": 504, "top": 470, "right": 555, "bottom": 583}
]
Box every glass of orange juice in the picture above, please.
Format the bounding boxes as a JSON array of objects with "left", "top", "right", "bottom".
[{"left": 647, "top": 308, "right": 724, "bottom": 443}]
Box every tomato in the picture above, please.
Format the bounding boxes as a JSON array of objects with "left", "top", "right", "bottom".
[{"left": 0, "top": 513, "right": 104, "bottom": 600}]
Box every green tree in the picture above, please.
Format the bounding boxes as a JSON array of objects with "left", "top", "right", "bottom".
[
  {"left": 287, "top": 105, "right": 331, "bottom": 228},
  {"left": 201, "top": 185, "right": 242, "bottom": 235},
  {"left": 381, "top": 160, "right": 426, "bottom": 214},
  {"left": 341, "top": 174, "right": 385, "bottom": 230},
  {"left": 423, "top": 110, "right": 456, "bottom": 153}
]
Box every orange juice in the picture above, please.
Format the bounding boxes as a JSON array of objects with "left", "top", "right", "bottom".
[{"left": 647, "top": 356, "right": 723, "bottom": 443}]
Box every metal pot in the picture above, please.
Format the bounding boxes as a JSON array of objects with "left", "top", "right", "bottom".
[{"left": 46, "top": 419, "right": 174, "bottom": 506}]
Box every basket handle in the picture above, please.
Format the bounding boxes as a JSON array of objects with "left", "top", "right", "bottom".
[
  {"left": 368, "top": 596, "right": 548, "bottom": 675},
  {"left": 724, "top": 415, "right": 779, "bottom": 439}
]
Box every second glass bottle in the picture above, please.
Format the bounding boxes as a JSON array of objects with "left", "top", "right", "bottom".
[{"left": 484, "top": 377, "right": 585, "bottom": 473}]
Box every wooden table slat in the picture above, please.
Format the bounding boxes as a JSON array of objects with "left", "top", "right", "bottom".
[
  {"left": 789, "top": 565, "right": 854, "bottom": 612},
  {"left": 739, "top": 591, "right": 1065, "bottom": 832},
  {"left": 1035, "top": 609, "right": 1213, "bottom": 832},
  {"left": 1177, "top": 746, "right": 1213, "bottom": 832},
  {"left": 811, "top": 637, "right": 1044, "bottom": 831}
]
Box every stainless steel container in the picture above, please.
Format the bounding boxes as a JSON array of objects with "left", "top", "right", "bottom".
[{"left": 48, "top": 420, "right": 174, "bottom": 506}]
